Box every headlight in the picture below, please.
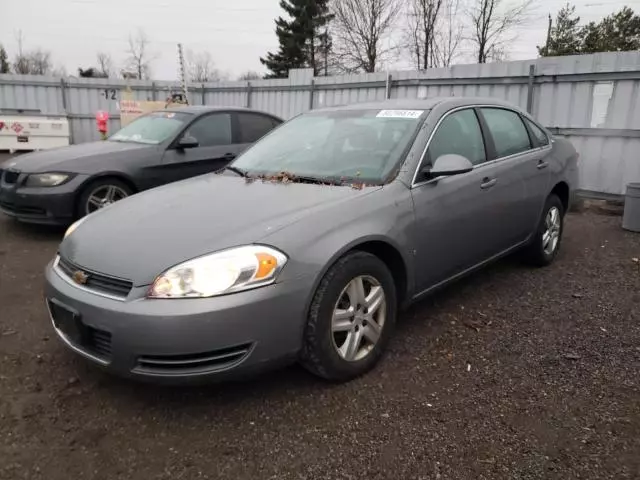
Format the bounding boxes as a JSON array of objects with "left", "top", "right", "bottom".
[
  {"left": 148, "top": 245, "right": 287, "bottom": 298},
  {"left": 64, "top": 216, "right": 87, "bottom": 239},
  {"left": 26, "top": 173, "right": 72, "bottom": 187}
]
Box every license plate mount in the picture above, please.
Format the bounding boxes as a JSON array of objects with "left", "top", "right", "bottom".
[{"left": 48, "top": 299, "right": 85, "bottom": 344}]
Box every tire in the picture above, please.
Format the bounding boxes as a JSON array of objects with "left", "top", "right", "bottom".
[
  {"left": 522, "top": 194, "right": 565, "bottom": 267},
  {"left": 300, "top": 251, "right": 397, "bottom": 381},
  {"left": 77, "top": 178, "right": 133, "bottom": 219}
]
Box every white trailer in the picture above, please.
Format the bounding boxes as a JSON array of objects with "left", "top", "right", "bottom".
[{"left": 0, "top": 111, "right": 70, "bottom": 153}]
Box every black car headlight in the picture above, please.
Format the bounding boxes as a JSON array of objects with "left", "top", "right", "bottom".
[{"left": 25, "top": 173, "right": 74, "bottom": 187}]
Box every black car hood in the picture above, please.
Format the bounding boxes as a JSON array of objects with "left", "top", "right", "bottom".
[
  {"left": 60, "top": 173, "right": 380, "bottom": 286},
  {"left": 1, "top": 141, "right": 156, "bottom": 173}
]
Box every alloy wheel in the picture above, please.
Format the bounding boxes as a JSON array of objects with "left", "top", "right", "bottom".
[
  {"left": 85, "top": 185, "right": 129, "bottom": 215},
  {"left": 542, "top": 206, "right": 561, "bottom": 255},
  {"left": 331, "top": 275, "right": 386, "bottom": 362}
]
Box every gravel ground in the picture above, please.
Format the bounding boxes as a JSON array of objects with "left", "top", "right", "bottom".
[{"left": 0, "top": 211, "right": 638, "bottom": 480}]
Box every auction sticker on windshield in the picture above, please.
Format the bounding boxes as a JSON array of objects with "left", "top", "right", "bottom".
[{"left": 376, "top": 110, "right": 424, "bottom": 119}]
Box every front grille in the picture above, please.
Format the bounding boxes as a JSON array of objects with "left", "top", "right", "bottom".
[
  {"left": 2, "top": 170, "right": 20, "bottom": 184},
  {"left": 57, "top": 256, "right": 133, "bottom": 299},
  {"left": 85, "top": 326, "right": 112, "bottom": 358},
  {"left": 135, "top": 343, "right": 253, "bottom": 375}
]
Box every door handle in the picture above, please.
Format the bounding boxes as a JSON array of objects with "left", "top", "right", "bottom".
[
  {"left": 537, "top": 160, "right": 549, "bottom": 170},
  {"left": 480, "top": 177, "right": 497, "bottom": 190},
  {"left": 223, "top": 153, "right": 236, "bottom": 160}
]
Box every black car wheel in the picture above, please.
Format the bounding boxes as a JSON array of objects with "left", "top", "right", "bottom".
[
  {"left": 77, "top": 178, "right": 133, "bottom": 218},
  {"left": 300, "top": 251, "right": 397, "bottom": 381}
]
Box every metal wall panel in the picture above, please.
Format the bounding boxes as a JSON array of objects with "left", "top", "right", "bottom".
[{"left": 1, "top": 51, "right": 639, "bottom": 195}]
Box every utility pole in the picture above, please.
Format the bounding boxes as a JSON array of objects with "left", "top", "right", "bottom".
[
  {"left": 177, "top": 43, "right": 189, "bottom": 105},
  {"left": 544, "top": 14, "right": 553, "bottom": 55}
]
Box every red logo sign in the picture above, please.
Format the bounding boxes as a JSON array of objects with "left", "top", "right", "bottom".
[
  {"left": 0, "top": 121, "right": 5, "bottom": 130},
  {"left": 11, "top": 123, "right": 24, "bottom": 134}
]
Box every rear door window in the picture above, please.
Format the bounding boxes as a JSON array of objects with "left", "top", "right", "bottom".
[
  {"left": 237, "top": 113, "right": 278, "bottom": 143},
  {"left": 185, "top": 113, "right": 232, "bottom": 147},
  {"left": 480, "top": 108, "right": 532, "bottom": 158}
]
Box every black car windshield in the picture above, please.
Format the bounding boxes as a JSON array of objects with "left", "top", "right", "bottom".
[
  {"left": 109, "top": 111, "right": 192, "bottom": 144},
  {"left": 231, "top": 108, "right": 427, "bottom": 183}
]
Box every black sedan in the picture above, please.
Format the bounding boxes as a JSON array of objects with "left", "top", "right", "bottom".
[{"left": 0, "top": 106, "right": 282, "bottom": 225}]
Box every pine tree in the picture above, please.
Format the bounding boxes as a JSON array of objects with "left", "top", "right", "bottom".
[
  {"left": 538, "top": 3, "right": 582, "bottom": 57},
  {"left": 581, "top": 7, "right": 640, "bottom": 54},
  {"left": 261, "top": 0, "right": 333, "bottom": 79},
  {"left": 0, "top": 45, "right": 10, "bottom": 74}
]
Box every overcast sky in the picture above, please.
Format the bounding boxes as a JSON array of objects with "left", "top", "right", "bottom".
[{"left": 0, "top": 0, "right": 634, "bottom": 81}]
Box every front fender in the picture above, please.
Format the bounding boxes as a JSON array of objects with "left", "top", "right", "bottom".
[{"left": 264, "top": 184, "right": 416, "bottom": 317}]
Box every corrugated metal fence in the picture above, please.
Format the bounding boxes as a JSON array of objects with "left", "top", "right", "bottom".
[{"left": 1, "top": 51, "right": 639, "bottom": 196}]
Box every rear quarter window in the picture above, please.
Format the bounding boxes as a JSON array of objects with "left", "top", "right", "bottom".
[{"left": 524, "top": 118, "right": 550, "bottom": 146}]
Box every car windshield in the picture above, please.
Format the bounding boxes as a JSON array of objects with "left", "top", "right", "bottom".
[
  {"left": 109, "top": 111, "right": 192, "bottom": 144},
  {"left": 231, "top": 108, "right": 427, "bottom": 184}
]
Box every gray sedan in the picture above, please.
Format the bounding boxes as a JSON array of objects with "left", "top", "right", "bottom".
[{"left": 44, "top": 97, "right": 578, "bottom": 383}]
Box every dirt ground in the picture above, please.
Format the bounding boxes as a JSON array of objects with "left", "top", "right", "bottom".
[{"left": 0, "top": 210, "right": 638, "bottom": 480}]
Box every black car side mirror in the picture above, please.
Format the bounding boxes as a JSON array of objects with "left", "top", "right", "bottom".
[
  {"left": 177, "top": 135, "right": 199, "bottom": 149},
  {"left": 426, "top": 154, "right": 474, "bottom": 177}
]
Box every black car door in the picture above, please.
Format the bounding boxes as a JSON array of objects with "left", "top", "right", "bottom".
[{"left": 159, "top": 112, "right": 242, "bottom": 183}]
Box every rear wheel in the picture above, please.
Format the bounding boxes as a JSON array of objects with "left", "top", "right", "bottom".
[
  {"left": 523, "top": 194, "right": 564, "bottom": 266},
  {"left": 77, "top": 178, "right": 132, "bottom": 219},
  {"left": 300, "top": 251, "right": 397, "bottom": 381}
]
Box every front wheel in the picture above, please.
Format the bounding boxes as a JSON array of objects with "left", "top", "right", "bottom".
[
  {"left": 300, "top": 251, "right": 397, "bottom": 381},
  {"left": 77, "top": 178, "right": 132, "bottom": 219},
  {"left": 522, "top": 194, "right": 564, "bottom": 266}
]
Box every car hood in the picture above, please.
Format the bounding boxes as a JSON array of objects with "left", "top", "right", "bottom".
[
  {"left": 60, "top": 173, "right": 381, "bottom": 286},
  {"left": 1, "top": 141, "right": 155, "bottom": 173}
]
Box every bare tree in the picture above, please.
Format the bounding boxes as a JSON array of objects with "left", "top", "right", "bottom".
[
  {"left": 125, "top": 29, "right": 153, "bottom": 79},
  {"left": 434, "top": 0, "right": 465, "bottom": 67},
  {"left": 12, "top": 31, "right": 52, "bottom": 75},
  {"left": 331, "top": 0, "right": 401, "bottom": 73},
  {"left": 51, "top": 64, "right": 67, "bottom": 77},
  {"left": 238, "top": 71, "right": 262, "bottom": 80},
  {"left": 20, "top": 49, "right": 52, "bottom": 75},
  {"left": 468, "top": 0, "right": 533, "bottom": 63},
  {"left": 32, "top": 50, "right": 52, "bottom": 74},
  {"left": 96, "top": 52, "right": 114, "bottom": 77},
  {"left": 406, "top": 0, "right": 444, "bottom": 70},
  {"left": 187, "top": 50, "right": 222, "bottom": 83},
  {"left": 12, "top": 30, "right": 29, "bottom": 74}
]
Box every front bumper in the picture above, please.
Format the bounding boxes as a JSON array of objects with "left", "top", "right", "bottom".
[
  {"left": 44, "top": 259, "right": 314, "bottom": 384},
  {"left": 0, "top": 174, "right": 85, "bottom": 225}
]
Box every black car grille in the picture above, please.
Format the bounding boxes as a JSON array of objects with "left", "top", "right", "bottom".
[
  {"left": 2, "top": 170, "right": 20, "bottom": 184},
  {"left": 134, "top": 343, "right": 253, "bottom": 375},
  {"left": 57, "top": 256, "right": 134, "bottom": 299}
]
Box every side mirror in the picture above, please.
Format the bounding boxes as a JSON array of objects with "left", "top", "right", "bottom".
[
  {"left": 177, "top": 135, "right": 199, "bottom": 149},
  {"left": 426, "top": 154, "right": 474, "bottom": 177}
]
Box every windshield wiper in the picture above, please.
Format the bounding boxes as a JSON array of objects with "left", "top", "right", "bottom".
[
  {"left": 288, "top": 174, "right": 337, "bottom": 185},
  {"left": 223, "top": 165, "right": 248, "bottom": 177}
]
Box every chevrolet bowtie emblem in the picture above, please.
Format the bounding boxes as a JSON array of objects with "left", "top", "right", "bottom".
[{"left": 72, "top": 270, "right": 89, "bottom": 285}]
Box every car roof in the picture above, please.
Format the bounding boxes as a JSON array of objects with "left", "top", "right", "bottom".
[
  {"left": 162, "top": 105, "right": 282, "bottom": 118},
  {"left": 314, "top": 97, "right": 523, "bottom": 113}
]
